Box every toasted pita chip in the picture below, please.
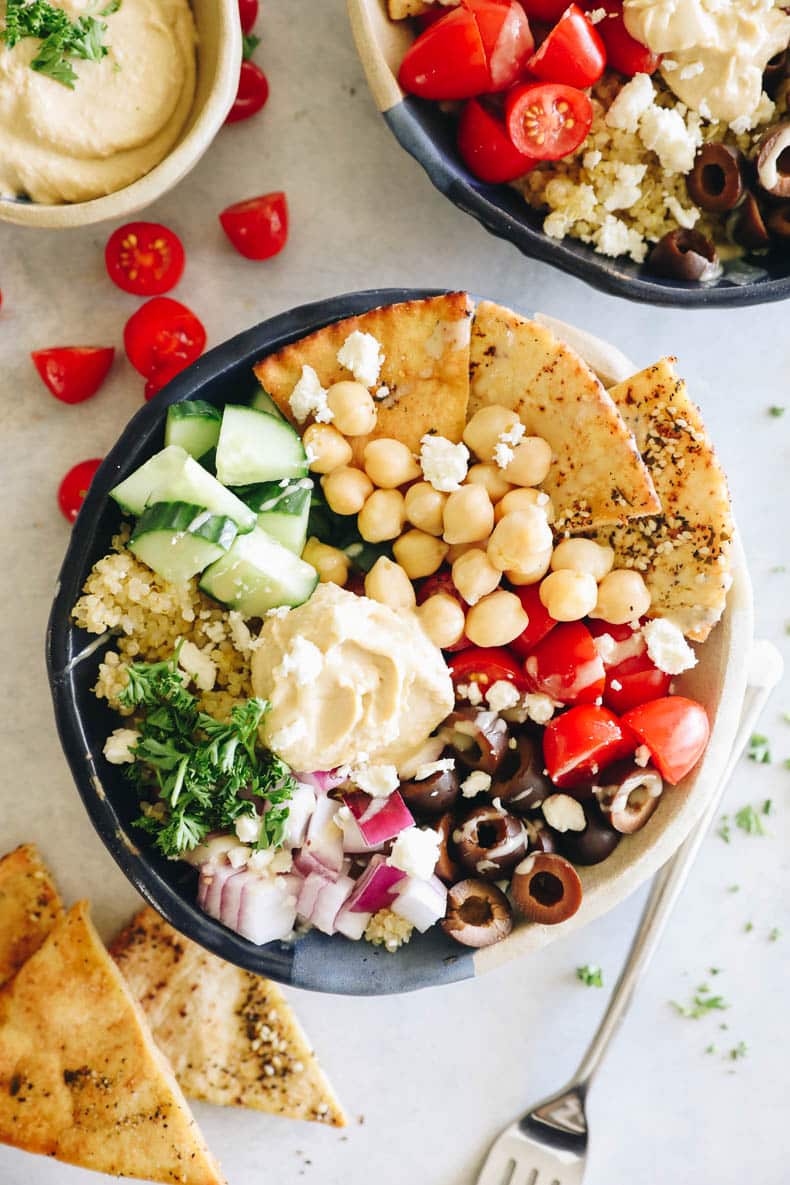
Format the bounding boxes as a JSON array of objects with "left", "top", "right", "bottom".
[
  {"left": 253, "top": 293, "right": 473, "bottom": 461},
  {"left": 582, "top": 358, "right": 733, "bottom": 642},
  {"left": 469, "top": 301, "right": 659, "bottom": 528},
  {"left": 388, "top": 0, "right": 430, "bottom": 16},
  {"left": 112, "top": 907, "right": 346, "bottom": 1127},
  {"left": 0, "top": 901, "right": 224, "bottom": 1185},
  {"left": 0, "top": 845, "right": 63, "bottom": 989}
]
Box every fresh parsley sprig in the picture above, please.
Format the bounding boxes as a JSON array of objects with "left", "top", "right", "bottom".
[{"left": 2, "top": 0, "right": 120, "bottom": 88}]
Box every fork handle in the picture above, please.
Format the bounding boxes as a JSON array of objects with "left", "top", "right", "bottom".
[{"left": 567, "top": 641, "right": 783, "bottom": 1093}]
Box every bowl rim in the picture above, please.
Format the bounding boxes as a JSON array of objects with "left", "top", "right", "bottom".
[
  {"left": 0, "top": 0, "right": 242, "bottom": 229},
  {"left": 346, "top": 0, "right": 790, "bottom": 309},
  {"left": 47, "top": 287, "right": 753, "bottom": 993}
]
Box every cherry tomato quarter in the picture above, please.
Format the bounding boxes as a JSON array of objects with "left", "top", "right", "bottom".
[
  {"left": 398, "top": 6, "right": 490, "bottom": 100},
  {"left": 587, "top": 618, "right": 647, "bottom": 667},
  {"left": 510, "top": 582, "right": 558, "bottom": 657},
  {"left": 621, "top": 696, "right": 709, "bottom": 785},
  {"left": 237, "top": 0, "right": 258, "bottom": 34},
  {"left": 582, "top": 0, "right": 660, "bottom": 76},
  {"left": 58, "top": 458, "right": 103, "bottom": 523},
  {"left": 32, "top": 346, "right": 114, "bottom": 404},
  {"left": 524, "top": 620, "right": 605, "bottom": 704},
  {"left": 124, "top": 297, "right": 206, "bottom": 379},
  {"left": 543, "top": 704, "right": 632, "bottom": 788},
  {"left": 226, "top": 60, "right": 269, "bottom": 123},
  {"left": 527, "top": 4, "right": 606, "bottom": 88},
  {"left": 463, "top": 0, "right": 534, "bottom": 90},
  {"left": 505, "top": 81, "right": 593, "bottom": 159},
  {"left": 458, "top": 98, "right": 539, "bottom": 182},
  {"left": 449, "top": 645, "right": 530, "bottom": 694},
  {"left": 104, "top": 222, "right": 185, "bottom": 296},
  {"left": 219, "top": 191, "right": 288, "bottom": 260},
  {"left": 603, "top": 652, "right": 671, "bottom": 715}
]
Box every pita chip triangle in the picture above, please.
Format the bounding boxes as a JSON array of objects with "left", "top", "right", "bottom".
[{"left": 0, "top": 844, "right": 63, "bottom": 989}]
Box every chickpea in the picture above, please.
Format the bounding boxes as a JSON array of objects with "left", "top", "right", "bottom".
[
  {"left": 302, "top": 423, "right": 352, "bottom": 475},
  {"left": 503, "top": 436, "right": 552, "bottom": 487},
  {"left": 496, "top": 487, "right": 555, "bottom": 524},
  {"left": 443, "top": 484, "right": 495, "bottom": 545},
  {"left": 452, "top": 548, "right": 501, "bottom": 606},
  {"left": 487, "top": 508, "right": 553, "bottom": 573},
  {"left": 404, "top": 481, "right": 447, "bottom": 536},
  {"left": 463, "top": 404, "right": 522, "bottom": 462},
  {"left": 465, "top": 590, "right": 529, "bottom": 648},
  {"left": 302, "top": 537, "right": 349, "bottom": 586},
  {"left": 505, "top": 545, "right": 553, "bottom": 586},
  {"left": 418, "top": 594, "right": 466, "bottom": 649},
  {"left": 358, "top": 489, "right": 406, "bottom": 543},
  {"left": 321, "top": 467, "right": 373, "bottom": 515},
  {"left": 466, "top": 462, "right": 513, "bottom": 504},
  {"left": 364, "top": 556, "right": 416, "bottom": 612},
  {"left": 550, "top": 538, "right": 614, "bottom": 583},
  {"left": 326, "top": 381, "right": 378, "bottom": 436},
  {"left": 363, "top": 438, "right": 421, "bottom": 489},
  {"left": 393, "top": 529, "right": 449, "bottom": 580},
  {"left": 539, "top": 570, "right": 598, "bottom": 622},
  {"left": 591, "top": 569, "right": 652, "bottom": 625}
]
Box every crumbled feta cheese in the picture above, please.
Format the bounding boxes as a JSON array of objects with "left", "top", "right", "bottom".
[
  {"left": 610, "top": 679, "right": 623, "bottom": 692},
  {"left": 270, "top": 718, "right": 307, "bottom": 752},
  {"left": 593, "top": 215, "right": 648, "bottom": 263},
  {"left": 664, "top": 194, "right": 700, "bottom": 229},
  {"left": 523, "top": 693, "right": 555, "bottom": 725},
  {"left": 289, "top": 365, "right": 332, "bottom": 423},
  {"left": 419, "top": 434, "right": 469, "bottom": 492},
  {"left": 492, "top": 422, "right": 525, "bottom": 470},
  {"left": 227, "top": 845, "right": 251, "bottom": 869},
  {"left": 586, "top": 6, "right": 606, "bottom": 21},
  {"left": 638, "top": 105, "right": 701, "bottom": 174},
  {"left": 461, "top": 770, "right": 492, "bottom": 798},
  {"left": 387, "top": 827, "right": 440, "bottom": 880},
  {"left": 265, "top": 605, "right": 291, "bottom": 619},
  {"left": 486, "top": 680, "right": 521, "bottom": 712},
  {"left": 456, "top": 681, "right": 484, "bottom": 707},
  {"left": 414, "top": 757, "right": 455, "bottom": 781},
  {"left": 602, "top": 162, "right": 647, "bottom": 212},
  {"left": 103, "top": 727, "right": 139, "bottom": 764},
  {"left": 542, "top": 794, "right": 586, "bottom": 833},
  {"left": 351, "top": 764, "right": 399, "bottom": 798},
  {"left": 634, "top": 744, "right": 651, "bottom": 768},
  {"left": 178, "top": 639, "right": 217, "bottom": 691},
  {"left": 227, "top": 610, "right": 260, "bottom": 655},
  {"left": 493, "top": 441, "right": 514, "bottom": 469},
  {"left": 605, "top": 73, "right": 655, "bottom": 134},
  {"left": 544, "top": 182, "right": 597, "bottom": 239},
  {"left": 642, "top": 618, "right": 698, "bottom": 675},
  {"left": 235, "top": 814, "right": 262, "bottom": 844},
  {"left": 593, "top": 632, "right": 618, "bottom": 666},
  {"left": 277, "top": 636, "right": 324, "bottom": 685},
  {"left": 337, "top": 330, "right": 384, "bottom": 387}
]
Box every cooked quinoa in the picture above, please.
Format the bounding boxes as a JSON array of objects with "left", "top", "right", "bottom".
[{"left": 363, "top": 909, "right": 414, "bottom": 952}]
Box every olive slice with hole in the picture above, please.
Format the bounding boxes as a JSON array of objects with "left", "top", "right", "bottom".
[
  {"left": 399, "top": 760, "right": 459, "bottom": 818},
  {"left": 442, "top": 879, "right": 513, "bottom": 948},
  {"left": 557, "top": 802, "right": 620, "bottom": 865},
  {"left": 443, "top": 708, "right": 509, "bottom": 775},
  {"left": 686, "top": 143, "right": 744, "bottom": 212},
  {"left": 434, "top": 811, "right": 462, "bottom": 884},
  {"left": 510, "top": 852, "right": 582, "bottom": 925},
  {"left": 453, "top": 804, "right": 527, "bottom": 880},
  {"left": 730, "top": 192, "right": 771, "bottom": 250},
  {"left": 647, "top": 229, "right": 720, "bottom": 282},
  {"left": 767, "top": 203, "right": 790, "bottom": 241},
  {"left": 595, "top": 761, "right": 663, "bottom": 834},
  {"left": 525, "top": 815, "right": 557, "bottom": 854},
  {"left": 492, "top": 732, "right": 552, "bottom": 815},
  {"left": 756, "top": 122, "right": 790, "bottom": 197},
  {"left": 764, "top": 49, "right": 789, "bottom": 98}
]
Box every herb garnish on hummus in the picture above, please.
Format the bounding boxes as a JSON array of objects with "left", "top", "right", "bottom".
[{"left": 2, "top": 0, "right": 120, "bottom": 87}]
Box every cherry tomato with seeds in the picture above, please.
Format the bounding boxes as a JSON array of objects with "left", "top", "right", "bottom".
[
  {"left": 582, "top": 0, "right": 660, "bottom": 76},
  {"left": 124, "top": 297, "right": 206, "bottom": 380},
  {"left": 457, "top": 97, "right": 539, "bottom": 182},
  {"left": 398, "top": 6, "right": 490, "bottom": 100},
  {"left": 237, "top": 0, "right": 258, "bottom": 34},
  {"left": 509, "top": 582, "right": 558, "bottom": 657},
  {"left": 219, "top": 191, "right": 288, "bottom": 260},
  {"left": 524, "top": 620, "right": 605, "bottom": 704},
  {"left": 449, "top": 645, "right": 530, "bottom": 695},
  {"left": 621, "top": 696, "right": 709, "bottom": 785},
  {"left": 603, "top": 651, "right": 671, "bottom": 715},
  {"left": 543, "top": 704, "right": 633, "bottom": 788},
  {"left": 105, "top": 222, "right": 185, "bottom": 296},
  {"left": 226, "top": 60, "right": 269, "bottom": 123},
  {"left": 32, "top": 346, "right": 114, "bottom": 404},
  {"left": 463, "top": 0, "right": 534, "bottom": 91},
  {"left": 58, "top": 458, "right": 103, "bottom": 523},
  {"left": 505, "top": 81, "right": 593, "bottom": 159}
]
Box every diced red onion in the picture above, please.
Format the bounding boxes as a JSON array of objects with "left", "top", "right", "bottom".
[
  {"left": 294, "top": 849, "right": 339, "bottom": 881},
  {"left": 198, "top": 860, "right": 241, "bottom": 917},
  {"left": 303, "top": 794, "right": 344, "bottom": 873},
  {"left": 234, "top": 872, "right": 299, "bottom": 944},
  {"left": 334, "top": 904, "right": 371, "bottom": 941},
  {"left": 277, "top": 781, "right": 316, "bottom": 849},
  {"left": 344, "top": 790, "right": 414, "bottom": 846},
  {"left": 337, "top": 808, "right": 386, "bottom": 854},
  {"left": 391, "top": 875, "right": 447, "bottom": 932},
  {"left": 295, "top": 769, "right": 346, "bottom": 794},
  {"left": 297, "top": 872, "right": 354, "bottom": 935},
  {"left": 346, "top": 854, "right": 405, "bottom": 913}
]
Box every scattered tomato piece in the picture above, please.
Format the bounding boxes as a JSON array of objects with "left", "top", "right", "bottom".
[
  {"left": 582, "top": 0, "right": 660, "bottom": 76},
  {"left": 543, "top": 704, "right": 633, "bottom": 788},
  {"left": 603, "top": 652, "right": 671, "bottom": 715},
  {"left": 237, "top": 0, "right": 258, "bottom": 34},
  {"left": 398, "top": 6, "right": 490, "bottom": 100},
  {"left": 457, "top": 98, "right": 538, "bottom": 182},
  {"left": 621, "top": 696, "right": 710, "bottom": 785},
  {"left": 105, "top": 222, "right": 185, "bottom": 297},
  {"left": 449, "top": 645, "right": 530, "bottom": 694},
  {"left": 124, "top": 297, "right": 206, "bottom": 380},
  {"left": 31, "top": 346, "right": 114, "bottom": 404},
  {"left": 505, "top": 80, "right": 593, "bottom": 159},
  {"left": 58, "top": 457, "right": 103, "bottom": 523},
  {"left": 524, "top": 620, "right": 605, "bottom": 704},
  {"left": 226, "top": 59, "right": 269, "bottom": 123},
  {"left": 219, "top": 191, "right": 288, "bottom": 260},
  {"left": 463, "top": 0, "right": 534, "bottom": 91},
  {"left": 144, "top": 360, "right": 188, "bottom": 401},
  {"left": 510, "top": 583, "right": 558, "bottom": 657},
  {"left": 527, "top": 4, "right": 606, "bottom": 88}
]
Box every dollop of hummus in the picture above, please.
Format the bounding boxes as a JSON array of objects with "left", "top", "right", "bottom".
[
  {"left": 623, "top": 0, "right": 790, "bottom": 125},
  {"left": 251, "top": 583, "right": 454, "bottom": 773},
  {"left": 0, "top": 0, "right": 197, "bottom": 203}
]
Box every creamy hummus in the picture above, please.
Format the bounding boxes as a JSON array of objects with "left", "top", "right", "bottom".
[
  {"left": 0, "top": 0, "right": 197, "bottom": 203},
  {"left": 251, "top": 583, "right": 454, "bottom": 773},
  {"left": 623, "top": 0, "right": 790, "bottom": 126}
]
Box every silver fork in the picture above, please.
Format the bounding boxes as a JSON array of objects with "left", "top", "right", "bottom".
[{"left": 476, "top": 641, "right": 783, "bottom": 1185}]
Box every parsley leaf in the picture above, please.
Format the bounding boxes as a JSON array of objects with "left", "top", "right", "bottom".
[
  {"left": 734, "top": 804, "right": 767, "bottom": 836},
  {"left": 769, "top": 406, "right": 785, "bottom": 418},
  {"left": 672, "top": 988, "right": 729, "bottom": 1020},
  {"left": 242, "top": 31, "right": 260, "bottom": 60},
  {"left": 728, "top": 1041, "right": 748, "bottom": 1061},
  {"left": 747, "top": 733, "right": 771, "bottom": 764},
  {"left": 717, "top": 815, "right": 731, "bottom": 843},
  {"left": 2, "top": 0, "right": 118, "bottom": 88},
  {"left": 576, "top": 964, "right": 603, "bottom": 988}
]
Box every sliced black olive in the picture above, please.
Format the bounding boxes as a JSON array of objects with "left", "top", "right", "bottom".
[
  {"left": 434, "top": 811, "right": 462, "bottom": 885},
  {"left": 767, "top": 203, "right": 790, "bottom": 242},
  {"left": 756, "top": 122, "right": 790, "bottom": 198},
  {"left": 764, "top": 49, "right": 789, "bottom": 98},
  {"left": 510, "top": 852, "right": 582, "bottom": 924},
  {"left": 557, "top": 802, "right": 620, "bottom": 866},
  {"left": 729, "top": 192, "right": 771, "bottom": 250},
  {"left": 524, "top": 815, "right": 557, "bottom": 854},
  {"left": 686, "top": 143, "right": 744, "bottom": 212},
  {"left": 399, "top": 759, "right": 459, "bottom": 818},
  {"left": 453, "top": 804, "right": 527, "bottom": 880},
  {"left": 647, "top": 229, "right": 720, "bottom": 282},
  {"left": 492, "top": 732, "right": 552, "bottom": 816},
  {"left": 443, "top": 708, "right": 508, "bottom": 775},
  {"left": 442, "top": 879, "right": 513, "bottom": 948},
  {"left": 595, "top": 761, "right": 663, "bottom": 835}
]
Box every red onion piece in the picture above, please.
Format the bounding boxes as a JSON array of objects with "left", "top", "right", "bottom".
[
  {"left": 199, "top": 860, "right": 240, "bottom": 917},
  {"left": 295, "top": 769, "right": 346, "bottom": 794},
  {"left": 276, "top": 782, "right": 316, "bottom": 849},
  {"left": 344, "top": 790, "right": 414, "bottom": 846},
  {"left": 391, "top": 874, "right": 448, "bottom": 932},
  {"left": 302, "top": 795, "right": 344, "bottom": 873},
  {"left": 334, "top": 904, "right": 371, "bottom": 940},
  {"left": 297, "top": 872, "right": 354, "bottom": 935},
  {"left": 234, "top": 872, "right": 299, "bottom": 944},
  {"left": 346, "top": 854, "right": 405, "bottom": 913}
]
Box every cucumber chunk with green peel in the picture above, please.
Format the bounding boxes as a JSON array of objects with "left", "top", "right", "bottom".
[
  {"left": 200, "top": 526, "right": 318, "bottom": 615},
  {"left": 110, "top": 446, "right": 256, "bottom": 532},
  {"left": 250, "top": 388, "right": 285, "bottom": 419},
  {"left": 215, "top": 405, "right": 308, "bottom": 486},
  {"left": 129, "top": 502, "right": 239, "bottom": 584},
  {"left": 234, "top": 479, "right": 312, "bottom": 554},
  {"left": 164, "top": 401, "right": 221, "bottom": 460}
]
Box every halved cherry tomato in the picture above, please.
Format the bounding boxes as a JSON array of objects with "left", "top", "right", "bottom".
[
  {"left": 458, "top": 98, "right": 538, "bottom": 182},
  {"left": 505, "top": 81, "right": 593, "bottom": 159},
  {"left": 543, "top": 704, "right": 633, "bottom": 788},
  {"left": 58, "top": 458, "right": 103, "bottom": 523},
  {"left": 528, "top": 5, "right": 605, "bottom": 88},
  {"left": 604, "top": 652, "right": 671, "bottom": 715},
  {"left": 219, "top": 192, "right": 288, "bottom": 260},
  {"left": 124, "top": 297, "right": 206, "bottom": 380},
  {"left": 524, "top": 620, "right": 605, "bottom": 704},
  {"left": 463, "top": 0, "right": 534, "bottom": 91},
  {"left": 226, "top": 60, "right": 269, "bottom": 123},
  {"left": 144, "top": 359, "right": 187, "bottom": 401},
  {"left": 519, "top": 0, "right": 571, "bottom": 20},
  {"left": 449, "top": 645, "right": 529, "bottom": 694},
  {"left": 621, "top": 696, "right": 709, "bottom": 785},
  {"left": 582, "top": 0, "right": 660, "bottom": 76},
  {"left": 104, "top": 222, "right": 185, "bottom": 296},
  {"left": 32, "top": 347, "right": 114, "bottom": 404},
  {"left": 509, "top": 582, "right": 557, "bottom": 657},
  {"left": 238, "top": 0, "right": 258, "bottom": 34},
  {"left": 587, "top": 618, "right": 646, "bottom": 667},
  {"left": 398, "top": 6, "right": 490, "bottom": 100}
]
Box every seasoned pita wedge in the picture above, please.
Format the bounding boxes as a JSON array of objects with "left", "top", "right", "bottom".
[
  {"left": 469, "top": 301, "right": 659, "bottom": 528},
  {"left": 0, "top": 845, "right": 62, "bottom": 989},
  {"left": 0, "top": 901, "right": 225, "bottom": 1185},
  {"left": 253, "top": 292, "right": 473, "bottom": 460},
  {"left": 112, "top": 907, "right": 346, "bottom": 1127},
  {"left": 584, "top": 358, "right": 733, "bottom": 642}
]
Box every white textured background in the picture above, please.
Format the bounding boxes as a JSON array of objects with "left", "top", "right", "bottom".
[{"left": 1, "top": 2, "right": 789, "bottom": 1183}]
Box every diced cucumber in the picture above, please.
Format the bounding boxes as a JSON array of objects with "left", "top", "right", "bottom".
[
  {"left": 129, "top": 502, "right": 239, "bottom": 584},
  {"left": 234, "top": 479, "right": 312, "bottom": 554},
  {"left": 215, "top": 405, "right": 308, "bottom": 486},
  {"left": 110, "top": 446, "right": 256, "bottom": 532},
  {"left": 250, "top": 387, "right": 285, "bottom": 420},
  {"left": 164, "top": 401, "right": 221, "bottom": 460},
  {"left": 200, "top": 526, "right": 318, "bottom": 616}
]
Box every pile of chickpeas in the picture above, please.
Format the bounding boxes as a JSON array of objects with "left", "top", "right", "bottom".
[{"left": 299, "top": 383, "right": 652, "bottom": 645}]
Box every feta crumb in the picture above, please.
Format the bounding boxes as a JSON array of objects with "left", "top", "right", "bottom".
[
  {"left": 456, "top": 681, "right": 484, "bottom": 706},
  {"left": 634, "top": 744, "right": 651, "bottom": 768},
  {"left": 235, "top": 814, "right": 262, "bottom": 844},
  {"left": 583, "top": 149, "right": 603, "bottom": 169},
  {"left": 337, "top": 330, "right": 384, "bottom": 387},
  {"left": 523, "top": 693, "right": 555, "bottom": 725},
  {"left": 610, "top": 679, "right": 623, "bottom": 692},
  {"left": 606, "top": 73, "right": 655, "bottom": 135},
  {"left": 265, "top": 605, "right": 291, "bottom": 619},
  {"left": 461, "top": 770, "right": 492, "bottom": 798},
  {"left": 277, "top": 636, "right": 324, "bottom": 685},
  {"left": 486, "top": 680, "right": 521, "bottom": 712},
  {"left": 642, "top": 618, "right": 698, "bottom": 675},
  {"left": 586, "top": 6, "right": 606, "bottom": 21},
  {"left": 227, "top": 845, "right": 251, "bottom": 869},
  {"left": 419, "top": 434, "right": 469, "bottom": 492},
  {"left": 414, "top": 757, "right": 455, "bottom": 781},
  {"left": 178, "top": 639, "right": 217, "bottom": 691},
  {"left": 387, "top": 827, "right": 440, "bottom": 880},
  {"left": 603, "top": 162, "right": 647, "bottom": 212},
  {"left": 289, "top": 365, "right": 332, "bottom": 424},
  {"left": 593, "top": 215, "right": 648, "bottom": 263},
  {"left": 227, "top": 610, "right": 260, "bottom": 655},
  {"left": 351, "top": 764, "right": 399, "bottom": 798},
  {"left": 542, "top": 794, "right": 586, "bottom": 833},
  {"left": 664, "top": 194, "right": 700, "bottom": 229},
  {"left": 103, "top": 727, "right": 139, "bottom": 764}
]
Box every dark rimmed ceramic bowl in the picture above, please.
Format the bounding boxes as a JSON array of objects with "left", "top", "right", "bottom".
[
  {"left": 346, "top": 0, "right": 790, "bottom": 308},
  {"left": 47, "top": 287, "right": 752, "bottom": 995}
]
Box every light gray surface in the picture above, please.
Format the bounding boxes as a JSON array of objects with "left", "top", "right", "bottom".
[{"left": 1, "top": 2, "right": 789, "bottom": 1183}]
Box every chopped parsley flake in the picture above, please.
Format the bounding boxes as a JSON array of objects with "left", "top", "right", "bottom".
[
  {"left": 242, "top": 31, "right": 260, "bottom": 59},
  {"left": 769, "top": 927, "right": 781, "bottom": 943},
  {"left": 744, "top": 921, "right": 754, "bottom": 933},
  {"left": 672, "top": 989, "right": 729, "bottom": 1020},
  {"left": 576, "top": 964, "right": 604, "bottom": 988},
  {"left": 734, "top": 804, "right": 767, "bottom": 836},
  {"left": 717, "top": 815, "right": 731, "bottom": 843},
  {"left": 727, "top": 884, "right": 740, "bottom": 893},
  {"left": 747, "top": 734, "right": 771, "bottom": 764},
  {"left": 1, "top": 0, "right": 119, "bottom": 88},
  {"left": 769, "top": 406, "right": 785, "bottom": 418},
  {"left": 728, "top": 1041, "right": 748, "bottom": 1061}
]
